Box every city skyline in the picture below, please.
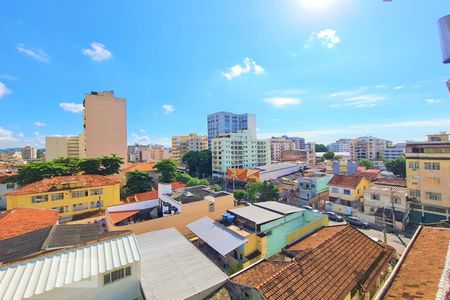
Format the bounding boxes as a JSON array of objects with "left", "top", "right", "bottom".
[{"left": 1, "top": 0, "right": 450, "bottom": 148}]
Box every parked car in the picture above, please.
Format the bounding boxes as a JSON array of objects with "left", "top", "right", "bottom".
[
  {"left": 324, "top": 211, "right": 344, "bottom": 222},
  {"left": 301, "top": 205, "right": 313, "bottom": 210},
  {"left": 345, "top": 216, "right": 370, "bottom": 229}
]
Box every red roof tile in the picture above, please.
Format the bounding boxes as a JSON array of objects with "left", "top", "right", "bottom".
[
  {"left": 232, "top": 225, "right": 395, "bottom": 300},
  {"left": 7, "top": 175, "right": 120, "bottom": 196},
  {"left": 135, "top": 191, "right": 158, "bottom": 201},
  {"left": 0, "top": 208, "right": 59, "bottom": 240},
  {"left": 109, "top": 210, "right": 140, "bottom": 224},
  {"left": 327, "top": 174, "right": 367, "bottom": 189},
  {"left": 385, "top": 225, "right": 450, "bottom": 299},
  {"left": 121, "top": 162, "right": 156, "bottom": 173}
]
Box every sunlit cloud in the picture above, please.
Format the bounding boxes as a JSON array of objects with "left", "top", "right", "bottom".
[
  {"left": 82, "top": 42, "right": 112, "bottom": 62},
  {"left": 305, "top": 29, "right": 341, "bottom": 49},
  {"left": 222, "top": 57, "right": 265, "bottom": 80},
  {"left": 424, "top": 98, "right": 443, "bottom": 104},
  {"left": 162, "top": 104, "right": 175, "bottom": 114},
  {"left": 59, "top": 102, "right": 84, "bottom": 113},
  {"left": 0, "top": 82, "right": 12, "bottom": 99},
  {"left": 263, "top": 97, "right": 301, "bottom": 108},
  {"left": 17, "top": 44, "right": 50, "bottom": 63}
]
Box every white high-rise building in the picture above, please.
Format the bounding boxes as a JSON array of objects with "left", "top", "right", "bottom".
[
  {"left": 211, "top": 131, "right": 270, "bottom": 177},
  {"left": 207, "top": 112, "right": 256, "bottom": 147},
  {"left": 328, "top": 139, "right": 351, "bottom": 153}
]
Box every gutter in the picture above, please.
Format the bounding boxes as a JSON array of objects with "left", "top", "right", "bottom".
[{"left": 374, "top": 224, "right": 423, "bottom": 299}]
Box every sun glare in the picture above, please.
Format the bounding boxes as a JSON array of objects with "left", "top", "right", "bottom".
[{"left": 300, "top": 0, "right": 334, "bottom": 9}]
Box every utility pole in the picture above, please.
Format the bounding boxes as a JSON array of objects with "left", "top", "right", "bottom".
[
  {"left": 390, "top": 186, "right": 396, "bottom": 232},
  {"left": 382, "top": 206, "right": 387, "bottom": 245}
]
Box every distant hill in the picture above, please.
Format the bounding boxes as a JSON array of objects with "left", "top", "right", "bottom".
[{"left": 0, "top": 148, "right": 21, "bottom": 153}]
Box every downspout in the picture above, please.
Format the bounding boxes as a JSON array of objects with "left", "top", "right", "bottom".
[{"left": 374, "top": 225, "right": 423, "bottom": 299}]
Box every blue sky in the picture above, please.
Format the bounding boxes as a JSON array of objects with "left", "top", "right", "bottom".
[{"left": 0, "top": 0, "right": 449, "bottom": 148}]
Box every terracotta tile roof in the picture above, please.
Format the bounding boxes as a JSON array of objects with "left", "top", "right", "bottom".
[
  {"left": 0, "top": 173, "right": 13, "bottom": 179},
  {"left": 357, "top": 170, "right": 380, "bottom": 182},
  {"left": 0, "top": 208, "right": 58, "bottom": 240},
  {"left": 6, "top": 175, "right": 120, "bottom": 196},
  {"left": 135, "top": 190, "right": 158, "bottom": 201},
  {"left": 171, "top": 181, "right": 186, "bottom": 189},
  {"left": 374, "top": 178, "right": 407, "bottom": 187},
  {"left": 385, "top": 225, "right": 450, "bottom": 299},
  {"left": 327, "top": 174, "right": 366, "bottom": 189},
  {"left": 109, "top": 210, "right": 140, "bottom": 224},
  {"left": 232, "top": 225, "right": 395, "bottom": 300},
  {"left": 121, "top": 162, "right": 156, "bottom": 173},
  {"left": 286, "top": 225, "right": 347, "bottom": 251}
]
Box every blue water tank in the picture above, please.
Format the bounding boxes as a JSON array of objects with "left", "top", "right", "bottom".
[
  {"left": 222, "top": 213, "right": 229, "bottom": 222},
  {"left": 227, "top": 215, "right": 235, "bottom": 223}
]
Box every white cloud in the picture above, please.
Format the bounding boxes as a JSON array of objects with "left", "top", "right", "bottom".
[
  {"left": 305, "top": 29, "right": 341, "bottom": 49},
  {"left": 139, "top": 128, "right": 146, "bottom": 133},
  {"left": 0, "top": 127, "right": 18, "bottom": 144},
  {"left": 263, "top": 97, "right": 301, "bottom": 108},
  {"left": 82, "top": 42, "right": 112, "bottom": 62},
  {"left": 16, "top": 44, "right": 50, "bottom": 63},
  {"left": 162, "top": 104, "right": 175, "bottom": 114},
  {"left": 329, "top": 87, "right": 384, "bottom": 108},
  {"left": 222, "top": 57, "right": 265, "bottom": 80},
  {"left": 0, "top": 82, "right": 12, "bottom": 99},
  {"left": 59, "top": 102, "right": 84, "bottom": 113},
  {"left": 394, "top": 85, "right": 407, "bottom": 90},
  {"left": 33, "top": 121, "right": 46, "bottom": 127},
  {"left": 424, "top": 98, "right": 443, "bottom": 104},
  {"left": 0, "top": 74, "right": 16, "bottom": 81}
]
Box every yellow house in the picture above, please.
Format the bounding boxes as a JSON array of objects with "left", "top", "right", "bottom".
[
  {"left": 406, "top": 133, "right": 450, "bottom": 224},
  {"left": 328, "top": 174, "right": 372, "bottom": 207},
  {"left": 6, "top": 175, "right": 121, "bottom": 220}
]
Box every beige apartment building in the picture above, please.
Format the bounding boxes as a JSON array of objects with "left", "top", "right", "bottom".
[
  {"left": 128, "top": 144, "right": 171, "bottom": 162},
  {"left": 45, "top": 135, "right": 85, "bottom": 161},
  {"left": 83, "top": 91, "right": 127, "bottom": 160},
  {"left": 407, "top": 133, "right": 450, "bottom": 224},
  {"left": 270, "top": 137, "right": 296, "bottom": 162},
  {"left": 349, "top": 136, "right": 390, "bottom": 160},
  {"left": 172, "top": 133, "right": 208, "bottom": 161}
]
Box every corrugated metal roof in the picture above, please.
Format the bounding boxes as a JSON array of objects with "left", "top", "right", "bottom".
[
  {"left": 138, "top": 227, "right": 228, "bottom": 300},
  {"left": 253, "top": 201, "right": 304, "bottom": 215},
  {"left": 228, "top": 205, "right": 283, "bottom": 225},
  {"left": 186, "top": 217, "right": 247, "bottom": 256},
  {"left": 0, "top": 233, "right": 141, "bottom": 300}
]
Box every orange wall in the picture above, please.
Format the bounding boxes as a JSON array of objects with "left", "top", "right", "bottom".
[{"left": 106, "top": 194, "right": 238, "bottom": 235}]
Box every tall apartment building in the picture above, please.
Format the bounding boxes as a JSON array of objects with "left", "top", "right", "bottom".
[
  {"left": 128, "top": 144, "right": 171, "bottom": 162},
  {"left": 171, "top": 133, "right": 208, "bottom": 161},
  {"left": 21, "top": 146, "right": 37, "bottom": 160},
  {"left": 211, "top": 131, "right": 270, "bottom": 177},
  {"left": 406, "top": 133, "right": 450, "bottom": 224},
  {"left": 278, "top": 135, "right": 305, "bottom": 150},
  {"left": 270, "top": 137, "right": 296, "bottom": 162},
  {"left": 349, "top": 136, "right": 390, "bottom": 160},
  {"left": 383, "top": 143, "right": 406, "bottom": 160},
  {"left": 328, "top": 139, "right": 351, "bottom": 153},
  {"left": 45, "top": 135, "right": 85, "bottom": 161},
  {"left": 207, "top": 112, "right": 256, "bottom": 146},
  {"left": 83, "top": 91, "right": 127, "bottom": 160}
]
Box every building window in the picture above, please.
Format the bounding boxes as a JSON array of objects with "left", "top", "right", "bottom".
[
  {"left": 51, "top": 193, "right": 64, "bottom": 201},
  {"left": 371, "top": 194, "right": 380, "bottom": 200},
  {"left": 71, "top": 190, "right": 88, "bottom": 198},
  {"left": 90, "top": 200, "right": 103, "bottom": 208},
  {"left": 53, "top": 206, "right": 69, "bottom": 213},
  {"left": 424, "top": 162, "right": 440, "bottom": 171},
  {"left": 31, "top": 195, "right": 48, "bottom": 203},
  {"left": 344, "top": 189, "right": 351, "bottom": 195},
  {"left": 73, "top": 203, "right": 89, "bottom": 211},
  {"left": 90, "top": 188, "right": 103, "bottom": 196},
  {"left": 426, "top": 192, "right": 442, "bottom": 201},
  {"left": 6, "top": 183, "right": 15, "bottom": 189},
  {"left": 332, "top": 187, "right": 339, "bottom": 193},
  {"left": 409, "top": 189, "right": 420, "bottom": 198},
  {"left": 103, "top": 267, "right": 132, "bottom": 285},
  {"left": 425, "top": 177, "right": 441, "bottom": 185},
  {"left": 408, "top": 161, "right": 419, "bottom": 169}
]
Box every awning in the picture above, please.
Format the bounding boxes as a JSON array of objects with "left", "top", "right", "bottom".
[
  {"left": 109, "top": 210, "right": 140, "bottom": 224},
  {"left": 186, "top": 217, "right": 247, "bottom": 256}
]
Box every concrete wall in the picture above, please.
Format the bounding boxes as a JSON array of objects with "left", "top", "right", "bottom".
[{"left": 106, "top": 194, "right": 237, "bottom": 235}]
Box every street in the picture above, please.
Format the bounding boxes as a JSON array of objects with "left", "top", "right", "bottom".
[{"left": 329, "top": 221, "right": 410, "bottom": 255}]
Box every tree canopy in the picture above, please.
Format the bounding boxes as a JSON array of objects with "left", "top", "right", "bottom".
[
  {"left": 233, "top": 190, "right": 247, "bottom": 202},
  {"left": 323, "top": 151, "right": 335, "bottom": 160},
  {"left": 6, "top": 155, "right": 123, "bottom": 186},
  {"left": 244, "top": 181, "right": 279, "bottom": 203},
  {"left": 385, "top": 157, "right": 406, "bottom": 178},
  {"left": 315, "top": 144, "right": 328, "bottom": 152},
  {"left": 182, "top": 150, "right": 212, "bottom": 178},
  {"left": 124, "top": 170, "right": 153, "bottom": 196},
  {"left": 358, "top": 159, "right": 374, "bottom": 169},
  {"left": 154, "top": 159, "right": 179, "bottom": 183}
]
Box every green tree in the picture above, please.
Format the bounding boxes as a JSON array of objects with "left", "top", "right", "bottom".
[
  {"left": 182, "top": 150, "right": 212, "bottom": 178},
  {"left": 125, "top": 170, "right": 153, "bottom": 196},
  {"left": 53, "top": 157, "right": 81, "bottom": 174},
  {"left": 79, "top": 158, "right": 102, "bottom": 175},
  {"left": 210, "top": 184, "right": 222, "bottom": 192},
  {"left": 385, "top": 157, "right": 406, "bottom": 178},
  {"left": 176, "top": 172, "right": 193, "bottom": 183},
  {"left": 186, "top": 177, "right": 209, "bottom": 186},
  {"left": 244, "top": 181, "right": 279, "bottom": 202},
  {"left": 79, "top": 155, "right": 123, "bottom": 176},
  {"left": 315, "top": 144, "right": 328, "bottom": 152},
  {"left": 155, "top": 159, "right": 179, "bottom": 183},
  {"left": 245, "top": 182, "right": 261, "bottom": 202},
  {"left": 323, "top": 151, "right": 335, "bottom": 160},
  {"left": 358, "top": 159, "right": 374, "bottom": 169},
  {"left": 8, "top": 161, "right": 75, "bottom": 186},
  {"left": 233, "top": 190, "right": 247, "bottom": 202}
]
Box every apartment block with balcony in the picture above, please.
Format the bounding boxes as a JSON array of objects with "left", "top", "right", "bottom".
[
  {"left": 328, "top": 139, "right": 351, "bottom": 153},
  {"left": 211, "top": 131, "right": 270, "bottom": 177},
  {"left": 270, "top": 137, "right": 296, "bottom": 162},
  {"left": 45, "top": 135, "right": 84, "bottom": 161},
  {"left": 406, "top": 133, "right": 450, "bottom": 224},
  {"left": 349, "top": 136, "right": 391, "bottom": 160},
  {"left": 171, "top": 133, "right": 208, "bottom": 161},
  {"left": 6, "top": 175, "right": 121, "bottom": 221}
]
